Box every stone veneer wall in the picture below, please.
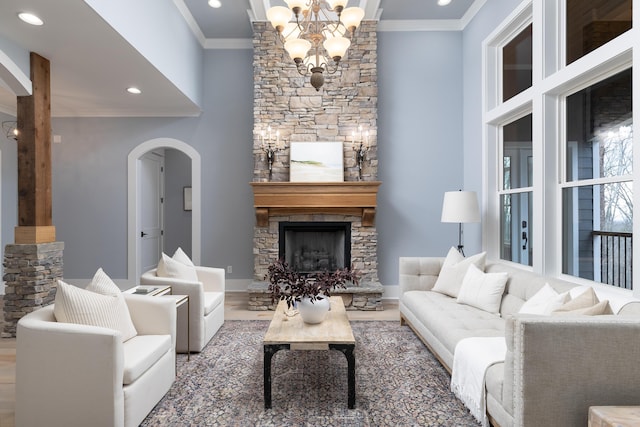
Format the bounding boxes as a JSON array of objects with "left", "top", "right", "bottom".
[
  {"left": 252, "top": 20, "right": 379, "bottom": 282},
  {"left": 2, "top": 242, "right": 64, "bottom": 337}
]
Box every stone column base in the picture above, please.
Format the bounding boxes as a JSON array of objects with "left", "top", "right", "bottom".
[{"left": 2, "top": 242, "right": 64, "bottom": 338}]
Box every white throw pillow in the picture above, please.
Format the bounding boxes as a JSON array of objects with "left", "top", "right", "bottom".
[
  {"left": 457, "top": 264, "right": 508, "bottom": 314},
  {"left": 157, "top": 252, "right": 199, "bottom": 282},
  {"left": 432, "top": 247, "right": 487, "bottom": 298},
  {"left": 85, "top": 268, "right": 138, "bottom": 341},
  {"left": 172, "top": 247, "right": 195, "bottom": 267},
  {"left": 518, "top": 283, "right": 571, "bottom": 315},
  {"left": 54, "top": 279, "right": 137, "bottom": 342}
]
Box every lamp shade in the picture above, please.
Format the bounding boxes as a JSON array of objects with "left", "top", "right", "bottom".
[
  {"left": 323, "top": 36, "right": 350, "bottom": 60},
  {"left": 340, "top": 7, "right": 365, "bottom": 32},
  {"left": 441, "top": 191, "right": 480, "bottom": 223},
  {"left": 327, "top": 0, "right": 348, "bottom": 10},
  {"left": 285, "top": 0, "right": 307, "bottom": 12},
  {"left": 284, "top": 38, "right": 312, "bottom": 61},
  {"left": 267, "top": 6, "right": 292, "bottom": 31}
]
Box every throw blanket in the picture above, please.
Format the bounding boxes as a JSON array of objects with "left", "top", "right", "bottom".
[{"left": 451, "top": 337, "right": 507, "bottom": 427}]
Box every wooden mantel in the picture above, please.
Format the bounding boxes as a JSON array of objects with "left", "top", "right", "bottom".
[{"left": 250, "top": 181, "right": 381, "bottom": 227}]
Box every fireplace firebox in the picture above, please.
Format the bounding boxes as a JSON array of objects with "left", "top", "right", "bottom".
[{"left": 278, "top": 222, "right": 351, "bottom": 275}]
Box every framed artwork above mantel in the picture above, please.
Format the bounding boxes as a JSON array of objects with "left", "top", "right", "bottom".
[{"left": 289, "top": 142, "right": 344, "bottom": 182}]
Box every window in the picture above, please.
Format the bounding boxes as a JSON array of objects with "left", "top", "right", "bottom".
[
  {"left": 484, "top": 0, "right": 636, "bottom": 292},
  {"left": 562, "top": 69, "right": 633, "bottom": 287},
  {"left": 566, "top": 0, "right": 632, "bottom": 65},
  {"left": 500, "top": 114, "right": 533, "bottom": 266},
  {"left": 503, "top": 23, "right": 532, "bottom": 101}
]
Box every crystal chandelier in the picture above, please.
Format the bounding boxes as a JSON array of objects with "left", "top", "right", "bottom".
[{"left": 266, "top": 0, "right": 365, "bottom": 91}]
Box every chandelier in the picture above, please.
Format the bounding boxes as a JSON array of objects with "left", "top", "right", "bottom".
[{"left": 266, "top": 0, "right": 365, "bottom": 91}]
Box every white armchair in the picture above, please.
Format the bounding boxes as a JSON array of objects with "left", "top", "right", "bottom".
[
  {"left": 141, "top": 265, "right": 225, "bottom": 352},
  {"left": 16, "top": 294, "right": 176, "bottom": 427}
]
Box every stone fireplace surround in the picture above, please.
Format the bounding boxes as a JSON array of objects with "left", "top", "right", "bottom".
[{"left": 250, "top": 20, "right": 381, "bottom": 310}]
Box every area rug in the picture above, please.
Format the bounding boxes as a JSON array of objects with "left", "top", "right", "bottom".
[{"left": 141, "top": 320, "right": 479, "bottom": 426}]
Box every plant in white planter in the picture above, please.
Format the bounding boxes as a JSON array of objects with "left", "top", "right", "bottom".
[{"left": 266, "top": 259, "right": 360, "bottom": 323}]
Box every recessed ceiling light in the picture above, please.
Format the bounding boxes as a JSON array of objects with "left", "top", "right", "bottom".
[
  {"left": 208, "top": 0, "right": 221, "bottom": 8},
  {"left": 18, "top": 12, "right": 44, "bottom": 26},
  {"left": 438, "top": 0, "right": 452, "bottom": 5},
  {"left": 127, "top": 87, "right": 142, "bottom": 94}
]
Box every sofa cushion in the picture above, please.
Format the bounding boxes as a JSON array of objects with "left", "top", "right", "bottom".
[
  {"left": 518, "top": 283, "right": 571, "bottom": 315},
  {"left": 54, "top": 280, "right": 137, "bottom": 342},
  {"left": 457, "top": 264, "right": 508, "bottom": 314},
  {"left": 86, "top": 268, "right": 138, "bottom": 341},
  {"left": 122, "top": 334, "right": 172, "bottom": 385},
  {"left": 401, "top": 290, "right": 504, "bottom": 357},
  {"left": 553, "top": 299, "right": 613, "bottom": 316},
  {"left": 432, "top": 247, "right": 486, "bottom": 298},
  {"left": 157, "top": 253, "right": 198, "bottom": 282},
  {"left": 203, "top": 292, "right": 224, "bottom": 316}
]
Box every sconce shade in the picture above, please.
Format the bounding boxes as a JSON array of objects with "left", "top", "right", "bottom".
[
  {"left": 267, "top": 6, "right": 292, "bottom": 31},
  {"left": 285, "top": 38, "right": 312, "bottom": 61},
  {"left": 441, "top": 191, "right": 480, "bottom": 223}
]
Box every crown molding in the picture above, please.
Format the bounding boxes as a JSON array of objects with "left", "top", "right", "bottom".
[
  {"left": 173, "top": 0, "right": 207, "bottom": 47},
  {"left": 377, "top": 19, "right": 463, "bottom": 32}
]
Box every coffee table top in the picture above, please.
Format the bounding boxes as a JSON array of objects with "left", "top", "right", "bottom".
[{"left": 264, "top": 296, "right": 355, "bottom": 349}]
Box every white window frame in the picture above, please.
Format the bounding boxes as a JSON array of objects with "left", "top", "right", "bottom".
[{"left": 482, "top": 0, "right": 639, "bottom": 296}]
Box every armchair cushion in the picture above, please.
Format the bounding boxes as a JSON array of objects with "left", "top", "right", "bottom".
[
  {"left": 172, "top": 247, "right": 195, "bottom": 267},
  {"left": 204, "top": 292, "right": 224, "bottom": 316},
  {"left": 157, "top": 252, "right": 198, "bottom": 282},
  {"left": 122, "top": 334, "right": 172, "bottom": 384},
  {"left": 54, "top": 279, "right": 137, "bottom": 342}
]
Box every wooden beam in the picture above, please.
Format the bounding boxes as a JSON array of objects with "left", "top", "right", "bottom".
[{"left": 15, "top": 52, "right": 55, "bottom": 243}]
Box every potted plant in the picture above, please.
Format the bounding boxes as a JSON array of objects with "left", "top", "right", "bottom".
[{"left": 266, "top": 259, "right": 360, "bottom": 323}]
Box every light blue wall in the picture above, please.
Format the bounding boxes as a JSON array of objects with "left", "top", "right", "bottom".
[
  {"left": 377, "top": 31, "right": 464, "bottom": 286},
  {"left": 164, "top": 149, "right": 192, "bottom": 258},
  {"left": 51, "top": 49, "right": 254, "bottom": 281},
  {"left": 84, "top": 0, "right": 204, "bottom": 108},
  {"left": 0, "top": 111, "right": 18, "bottom": 266},
  {"left": 461, "top": 0, "right": 525, "bottom": 253}
]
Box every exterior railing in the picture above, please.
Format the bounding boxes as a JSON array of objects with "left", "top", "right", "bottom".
[{"left": 593, "top": 231, "right": 633, "bottom": 290}]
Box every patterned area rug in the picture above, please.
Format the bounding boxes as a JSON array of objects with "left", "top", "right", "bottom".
[{"left": 142, "top": 320, "right": 478, "bottom": 426}]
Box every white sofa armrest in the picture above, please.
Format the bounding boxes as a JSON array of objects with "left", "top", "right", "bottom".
[
  {"left": 196, "top": 266, "right": 225, "bottom": 293},
  {"left": 16, "top": 305, "right": 125, "bottom": 427},
  {"left": 399, "top": 257, "right": 444, "bottom": 294}
]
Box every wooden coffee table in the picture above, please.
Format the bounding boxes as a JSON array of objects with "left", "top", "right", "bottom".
[{"left": 263, "top": 296, "right": 356, "bottom": 409}]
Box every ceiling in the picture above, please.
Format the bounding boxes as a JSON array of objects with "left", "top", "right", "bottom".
[{"left": 0, "top": 0, "right": 480, "bottom": 118}]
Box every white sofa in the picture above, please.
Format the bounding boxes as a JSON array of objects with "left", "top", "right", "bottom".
[
  {"left": 400, "top": 257, "right": 640, "bottom": 427},
  {"left": 141, "top": 265, "right": 225, "bottom": 353},
  {"left": 16, "top": 294, "right": 176, "bottom": 427}
]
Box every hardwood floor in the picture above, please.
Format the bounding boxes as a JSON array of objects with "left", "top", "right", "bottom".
[{"left": 0, "top": 292, "right": 399, "bottom": 427}]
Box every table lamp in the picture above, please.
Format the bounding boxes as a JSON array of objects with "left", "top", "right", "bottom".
[{"left": 441, "top": 190, "right": 480, "bottom": 255}]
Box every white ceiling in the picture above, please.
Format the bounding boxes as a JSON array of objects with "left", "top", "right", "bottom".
[{"left": 0, "top": 0, "right": 481, "bottom": 118}]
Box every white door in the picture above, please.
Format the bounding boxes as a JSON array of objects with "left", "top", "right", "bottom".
[{"left": 140, "top": 152, "right": 164, "bottom": 274}]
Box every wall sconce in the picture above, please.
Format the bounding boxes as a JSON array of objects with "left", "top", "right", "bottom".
[
  {"left": 2, "top": 121, "right": 18, "bottom": 141},
  {"left": 260, "top": 126, "right": 285, "bottom": 180},
  {"left": 352, "top": 125, "right": 369, "bottom": 180}
]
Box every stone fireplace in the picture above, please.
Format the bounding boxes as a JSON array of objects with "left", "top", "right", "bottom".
[{"left": 249, "top": 20, "right": 381, "bottom": 310}]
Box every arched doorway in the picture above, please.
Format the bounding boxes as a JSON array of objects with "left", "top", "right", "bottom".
[{"left": 127, "top": 138, "right": 201, "bottom": 283}]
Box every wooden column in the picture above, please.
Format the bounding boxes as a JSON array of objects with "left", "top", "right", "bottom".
[{"left": 15, "top": 52, "right": 55, "bottom": 244}]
